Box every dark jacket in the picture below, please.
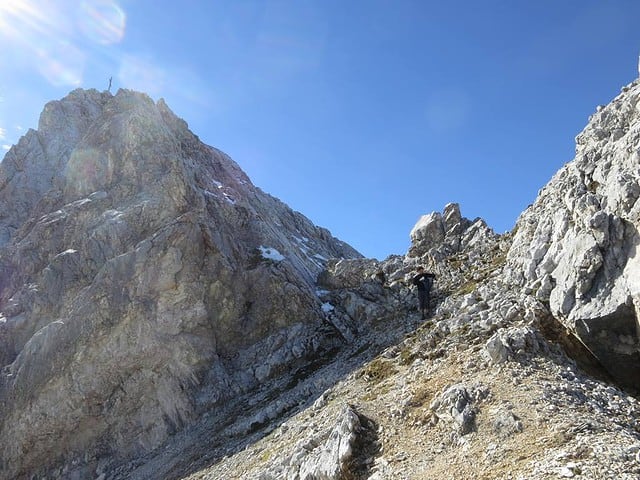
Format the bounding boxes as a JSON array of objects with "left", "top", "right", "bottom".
[{"left": 412, "top": 272, "right": 435, "bottom": 291}]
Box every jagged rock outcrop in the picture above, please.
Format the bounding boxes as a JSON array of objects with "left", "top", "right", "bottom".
[
  {"left": 181, "top": 194, "right": 640, "bottom": 479},
  {"left": 179, "top": 77, "right": 640, "bottom": 479},
  {"left": 506, "top": 79, "right": 640, "bottom": 389},
  {"left": 260, "top": 404, "right": 377, "bottom": 480},
  {"left": 3, "top": 73, "right": 640, "bottom": 480},
  {"left": 0, "top": 89, "right": 360, "bottom": 480},
  {"left": 409, "top": 202, "right": 495, "bottom": 258}
]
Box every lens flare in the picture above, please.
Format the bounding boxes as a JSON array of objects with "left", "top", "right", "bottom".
[
  {"left": 119, "top": 54, "right": 167, "bottom": 97},
  {"left": 78, "top": 0, "right": 126, "bottom": 45},
  {"left": 37, "top": 40, "right": 85, "bottom": 87},
  {"left": 0, "top": 1, "right": 83, "bottom": 86},
  {"left": 64, "top": 148, "right": 111, "bottom": 196},
  {"left": 0, "top": 0, "right": 60, "bottom": 41},
  {"left": 0, "top": 0, "right": 126, "bottom": 87}
]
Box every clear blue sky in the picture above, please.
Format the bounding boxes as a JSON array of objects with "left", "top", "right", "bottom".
[{"left": 1, "top": 1, "right": 640, "bottom": 259}]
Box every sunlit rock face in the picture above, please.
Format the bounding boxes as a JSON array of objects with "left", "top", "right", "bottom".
[
  {"left": 506, "top": 80, "right": 640, "bottom": 389},
  {"left": 408, "top": 202, "right": 498, "bottom": 260},
  {"left": 0, "top": 88, "right": 360, "bottom": 479}
]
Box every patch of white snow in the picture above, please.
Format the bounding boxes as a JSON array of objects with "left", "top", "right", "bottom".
[
  {"left": 321, "top": 302, "right": 335, "bottom": 313},
  {"left": 259, "top": 246, "right": 285, "bottom": 262}
]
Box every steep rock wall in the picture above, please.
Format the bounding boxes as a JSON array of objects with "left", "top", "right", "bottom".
[
  {"left": 0, "top": 89, "right": 360, "bottom": 479},
  {"left": 507, "top": 80, "right": 640, "bottom": 389}
]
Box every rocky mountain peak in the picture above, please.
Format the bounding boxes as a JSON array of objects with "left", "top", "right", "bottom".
[
  {"left": 0, "top": 88, "right": 360, "bottom": 479},
  {"left": 2, "top": 79, "right": 640, "bottom": 480}
]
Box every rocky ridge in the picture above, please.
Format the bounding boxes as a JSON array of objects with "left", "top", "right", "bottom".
[
  {"left": 506, "top": 79, "right": 640, "bottom": 389},
  {"left": 164, "top": 198, "right": 640, "bottom": 480},
  {"left": 0, "top": 88, "right": 359, "bottom": 480},
  {"left": 166, "top": 81, "right": 640, "bottom": 478},
  {"left": 1, "top": 78, "right": 640, "bottom": 480}
]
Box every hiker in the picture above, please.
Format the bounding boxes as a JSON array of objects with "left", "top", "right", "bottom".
[{"left": 411, "top": 266, "right": 436, "bottom": 319}]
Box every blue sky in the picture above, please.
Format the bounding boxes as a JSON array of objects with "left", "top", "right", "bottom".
[{"left": 1, "top": 1, "right": 640, "bottom": 259}]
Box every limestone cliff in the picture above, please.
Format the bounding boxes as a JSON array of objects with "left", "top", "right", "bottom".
[
  {"left": 506, "top": 79, "right": 640, "bottom": 389},
  {"left": 168, "top": 199, "right": 639, "bottom": 480},
  {"left": 3, "top": 77, "right": 640, "bottom": 480},
  {"left": 0, "top": 89, "right": 359, "bottom": 479}
]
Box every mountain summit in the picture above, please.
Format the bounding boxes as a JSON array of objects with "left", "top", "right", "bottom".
[
  {"left": 2, "top": 81, "right": 640, "bottom": 480},
  {"left": 0, "top": 88, "right": 359, "bottom": 479}
]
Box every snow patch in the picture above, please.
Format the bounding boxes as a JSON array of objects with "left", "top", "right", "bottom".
[
  {"left": 204, "top": 188, "right": 236, "bottom": 205},
  {"left": 321, "top": 302, "right": 335, "bottom": 313},
  {"left": 55, "top": 249, "right": 78, "bottom": 259},
  {"left": 259, "top": 246, "right": 285, "bottom": 262}
]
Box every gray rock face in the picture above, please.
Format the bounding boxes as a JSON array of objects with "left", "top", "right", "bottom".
[
  {"left": 4, "top": 74, "right": 640, "bottom": 480},
  {"left": 144, "top": 75, "right": 640, "bottom": 480},
  {"left": 292, "top": 405, "right": 364, "bottom": 480},
  {"left": 0, "top": 89, "right": 360, "bottom": 479},
  {"left": 506, "top": 80, "right": 640, "bottom": 389},
  {"left": 483, "top": 326, "right": 541, "bottom": 365},
  {"left": 430, "top": 383, "right": 488, "bottom": 435},
  {"left": 409, "top": 202, "right": 486, "bottom": 258}
]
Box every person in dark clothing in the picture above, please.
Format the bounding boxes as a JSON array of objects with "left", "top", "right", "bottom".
[{"left": 412, "top": 266, "right": 436, "bottom": 319}]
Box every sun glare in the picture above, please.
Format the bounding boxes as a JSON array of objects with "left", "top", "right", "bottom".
[
  {"left": 0, "top": 0, "right": 67, "bottom": 41},
  {"left": 0, "top": 0, "right": 126, "bottom": 87},
  {"left": 78, "top": 0, "right": 126, "bottom": 45}
]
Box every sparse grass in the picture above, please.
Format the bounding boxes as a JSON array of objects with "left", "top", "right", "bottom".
[
  {"left": 457, "top": 324, "right": 472, "bottom": 335},
  {"left": 447, "top": 257, "right": 465, "bottom": 269},
  {"left": 456, "top": 280, "right": 478, "bottom": 296},
  {"left": 258, "top": 449, "right": 272, "bottom": 463},
  {"left": 408, "top": 384, "right": 433, "bottom": 408},
  {"left": 361, "top": 382, "right": 392, "bottom": 401},
  {"left": 399, "top": 346, "right": 417, "bottom": 365},
  {"left": 361, "top": 358, "right": 397, "bottom": 383}
]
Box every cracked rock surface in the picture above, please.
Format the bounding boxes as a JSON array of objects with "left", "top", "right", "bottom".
[{"left": 2, "top": 79, "right": 640, "bottom": 479}]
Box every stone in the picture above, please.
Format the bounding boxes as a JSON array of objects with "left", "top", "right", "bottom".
[
  {"left": 430, "top": 384, "right": 485, "bottom": 435},
  {"left": 506, "top": 80, "right": 640, "bottom": 389},
  {"left": 491, "top": 407, "right": 523, "bottom": 438},
  {"left": 297, "top": 405, "right": 361, "bottom": 479},
  {"left": 0, "top": 89, "right": 361, "bottom": 479},
  {"left": 484, "top": 333, "right": 509, "bottom": 364},
  {"left": 4, "top": 76, "right": 640, "bottom": 480}
]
